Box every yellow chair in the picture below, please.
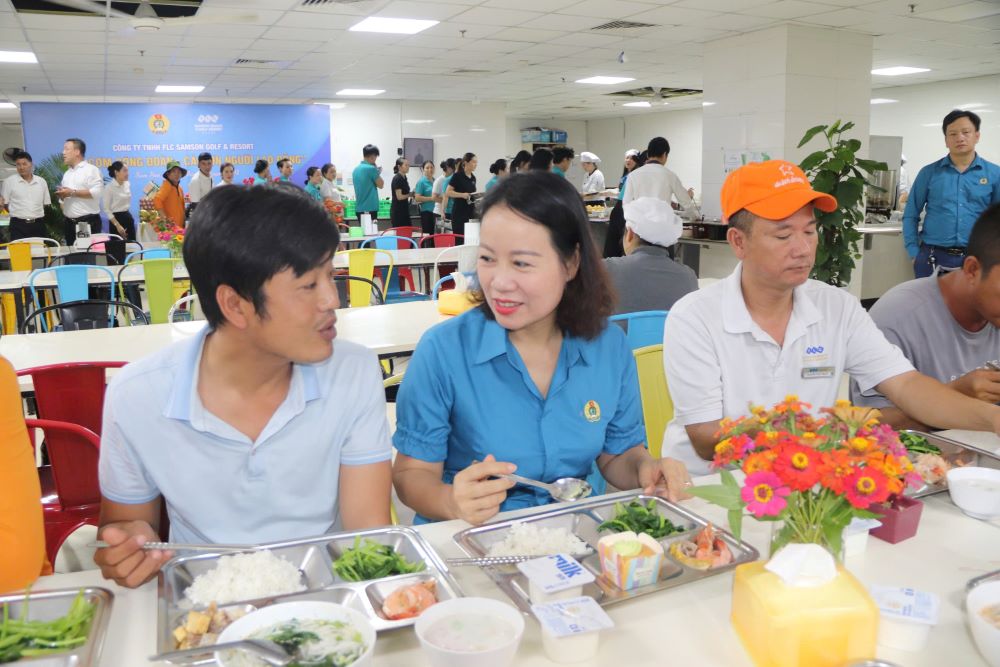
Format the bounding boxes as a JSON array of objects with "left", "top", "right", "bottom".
[
  {"left": 633, "top": 344, "right": 673, "bottom": 459},
  {"left": 0, "top": 241, "right": 48, "bottom": 334},
  {"left": 340, "top": 249, "right": 394, "bottom": 308}
]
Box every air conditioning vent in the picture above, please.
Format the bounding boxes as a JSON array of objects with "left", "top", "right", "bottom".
[
  {"left": 606, "top": 86, "right": 702, "bottom": 100},
  {"left": 234, "top": 59, "right": 278, "bottom": 66},
  {"left": 301, "top": 0, "right": 369, "bottom": 5},
  {"left": 452, "top": 68, "right": 493, "bottom": 75},
  {"left": 591, "top": 20, "right": 658, "bottom": 30}
]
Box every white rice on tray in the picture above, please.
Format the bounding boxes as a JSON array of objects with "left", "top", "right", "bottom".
[
  {"left": 485, "top": 522, "right": 590, "bottom": 557},
  {"left": 184, "top": 550, "right": 305, "bottom": 607}
]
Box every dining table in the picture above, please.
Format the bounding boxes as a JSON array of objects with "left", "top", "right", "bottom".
[{"left": 24, "top": 429, "right": 1000, "bottom": 667}]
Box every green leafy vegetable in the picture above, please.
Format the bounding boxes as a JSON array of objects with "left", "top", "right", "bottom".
[
  {"left": 596, "top": 500, "right": 683, "bottom": 539},
  {"left": 900, "top": 432, "right": 940, "bottom": 456},
  {"left": 0, "top": 590, "right": 95, "bottom": 662},
  {"left": 267, "top": 625, "right": 320, "bottom": 654},
  {"left": 332, "top": 537, "right": 425, "bottom": 582}
]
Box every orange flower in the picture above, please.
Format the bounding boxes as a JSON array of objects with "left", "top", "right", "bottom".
[
  {"left": 713, "top": 437, "right": 738, "bottom": 468},
  {"left": 844, "top": 467, "right": 890, "bottom": 509},
  {"left": 846, "top": 436, "right": 875, "bottom": 454},
  {"left": 742, "top": 451, "right": 774, "bottom": 475},
  {"left": 773, "top": 443, "right": 822, "bottom": 491},
  {"left": 818, "top": 449, "right": 854, "bottom": 494}
]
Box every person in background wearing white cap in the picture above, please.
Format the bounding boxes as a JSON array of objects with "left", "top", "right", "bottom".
[
  {"left": 661, "top": 159, "right": 1000, "bottom": 475},
  {"left": 604, "top": 197, "right": 697, "bottom": 315},
  {"left": 580, "top": 152, "right": 605, "bottom": 202},
  {"left": 603, "top": 149, "right": 645, "bottom": 258}
]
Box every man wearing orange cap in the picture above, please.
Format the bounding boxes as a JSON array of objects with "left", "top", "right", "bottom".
[{"left": 661, "top": 159, "right": 1000, "bottom": 474}]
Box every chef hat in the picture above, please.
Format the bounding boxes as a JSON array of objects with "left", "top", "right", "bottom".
[
  {"left": 580, "top": 151, "right": 601, "bottom": 164},
  {"left": 623, "top": 197, "right": 683, "bottom": 248},
  {"left": 625, "top": 149, "right": 640, "bottom": 159}
]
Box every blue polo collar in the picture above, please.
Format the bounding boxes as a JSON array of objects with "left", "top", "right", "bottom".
[
  {"left": 472, "top": 312, "right": 591, "bottom": 368},
  {"left": 937, "top": 153, "right": 987, "bottom": 172},
  {"left": 163, "top": 326, "right": 323, "bottom": 424}
]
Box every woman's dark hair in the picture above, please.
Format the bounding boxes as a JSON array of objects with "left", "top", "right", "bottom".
[
  {"left": 107, "top": 161, "right": 125, "bottom": 178},
  {"left": 422, "top": 160, "right": 434, "bottom": 170},
  {"left": 510, "top": 150, "right": 531, "bottom": 173},
  {"left": 305, "top": 166, "right": 320, "bottom": 184},
  {"left": 253, "top": 159, "right": 269, "bottom": 175},
  {"left": 456, "top": 152, "right": 476, "bottom": 173},
  {"left": 440, "top": 158, "right": 456, "bottom": 173},
  {"left": 220, "top": 162, "right": 234, "bottom": 175},
  {"left": 489, "top": 159, "right": 507, "bottom": 175},
  {"left": 621, "top": 151, "right": 647, "bottom": 178},
  {"left": 394, "top": 157, "right": 407, "bottom": 174},
  {"left": 943, "top": 109, "right": 981, "bottom": 133},
  {"left": 184, "top": 184, "right": 339, "bottom": 329},
  {"left": 321, "top": 163, "right": 336, "bottom": 178},
  {"left": 529, "top": 148, "right": 553, "bottom": 171},
  {"left": 475, "top": 171, "right": 613, "bottom": 339}
]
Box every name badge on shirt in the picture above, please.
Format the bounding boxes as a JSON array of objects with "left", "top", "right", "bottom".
[
  {"left": 802, "top": 366, "right": 835, "bottom": 379},
  {"left": 981, "top": 178, "right": 989, "bottom": 185}
]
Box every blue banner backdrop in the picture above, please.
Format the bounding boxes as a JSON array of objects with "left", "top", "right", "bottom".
[{"left": 21, "top": 102, "right": 331, "bottom": 215}]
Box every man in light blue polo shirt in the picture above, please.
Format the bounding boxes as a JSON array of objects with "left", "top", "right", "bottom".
[
  {"left": 904, "top": 109, "right": 1000, "bottom": 277},
  {"left": 351, "top": 144, "right": 384, "bottom": 225},
  {"left": 94, "top": 184, "right": 393, "bottom": 589}
]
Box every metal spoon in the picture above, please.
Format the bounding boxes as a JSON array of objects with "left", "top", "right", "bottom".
[
  {"left": 152, "top": 638, "right": 291, "bottom": 666},
  {"left": 498, "top": 472, "right": 593, "bottom": 502}
]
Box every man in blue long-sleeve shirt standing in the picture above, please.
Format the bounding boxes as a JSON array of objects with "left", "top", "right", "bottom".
[{"left": 903, "top": 109, "right": 1000, "bottom": 278}]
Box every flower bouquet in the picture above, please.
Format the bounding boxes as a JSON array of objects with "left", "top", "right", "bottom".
[
  {"left": 686, "top": 396, "right": 921, "bottom": 557},
  {"left": 325, "top": 199, "right": 345, "bottom": 225},
  {"left": 149, "top": 211, "right": 184, "bottom": 257}
]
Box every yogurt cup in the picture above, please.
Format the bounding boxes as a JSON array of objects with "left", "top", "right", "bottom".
[
  {"left": 869, "top": 585, "right": 939, "bottom": 651},
  {"left": 532, "top": 596, "right": 613, "bottom": 664},
  {"left": 518, "top": 554, "right": 595, "bottom": 605}
]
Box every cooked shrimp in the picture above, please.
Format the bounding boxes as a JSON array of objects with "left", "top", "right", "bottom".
[{"left": 382, "top": 580, "right": 437, "bottom": 620}]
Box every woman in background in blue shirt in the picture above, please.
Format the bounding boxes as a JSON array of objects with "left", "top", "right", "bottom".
[
  {"left": 413, "top": 161, "right": 437, "bottom": 235},
  {"left": 392, "top": 171, "right": 692, "bottom": 525},
  {"left": 252, "top": 159, "right": 271, "bottom": 185},
  {"left": 303, "top": 166, "right": 323, "bottom": 202},
  {"left": 485, "top": 159, "right": 507, "bottom": 191}
]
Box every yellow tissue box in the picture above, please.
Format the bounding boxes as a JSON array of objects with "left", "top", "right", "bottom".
[
  {"left": 437, "top": 289, "right": 477, "bottom": 316},
  {"left": 731, "top": 561, "right": 878, "bottom": 667}
]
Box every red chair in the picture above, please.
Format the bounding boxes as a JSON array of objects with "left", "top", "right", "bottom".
[
  {"left": 419, "top": 234, "right": 464, "bottom": 248},
  {"left": 26, "top": 418, "right": 102, "bottom": 565},
  {"left": 380, "top": 226, "right": 420, "bottom": 249},
  {"left": 17, "top": 361, "right": 126, "bottom": 436}
]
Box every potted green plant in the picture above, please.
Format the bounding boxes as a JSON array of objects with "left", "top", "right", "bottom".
[
  {"left": 32, "top": 153, "right": 69, "bottom": 241},
  {"left": 797, "top": 121, "right": 887, "bottom": 287}
]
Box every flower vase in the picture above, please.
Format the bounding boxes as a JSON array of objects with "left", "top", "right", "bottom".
[
  {"left": 870, "top": 495, "right": 923, "bottom": 544},
  {"left": 767, "top": 519, "right": 844, "bottom": 561}
]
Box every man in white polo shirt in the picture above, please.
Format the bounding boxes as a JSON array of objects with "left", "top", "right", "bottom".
[
  {"left": 0, "top": 150, "right": 51, "bottom": 240},
  {"left": 54, "top": 137, "right": 102, "bottom": 245},
  {"left": 186, "top": 151, "right": 214, "bottom": 216},
  {"left": 95, "top": 184, "right": 393, "bottom": 588},
  {"left": 662, "top": 159, "right": 1000, "bottom": 475}
]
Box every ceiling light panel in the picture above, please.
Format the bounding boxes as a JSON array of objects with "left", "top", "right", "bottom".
[{"left": 349, "top": 17, "right": 439, "bottom": 34}]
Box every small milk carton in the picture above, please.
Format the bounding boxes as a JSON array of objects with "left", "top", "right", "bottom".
[{"left": 597, "top": 531, "right": 663, "bottom": 590}]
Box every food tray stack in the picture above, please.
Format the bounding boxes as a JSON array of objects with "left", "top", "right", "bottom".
[
  {"left": 0, "top": 587, "right": 114, "bottom": 667},
  {"left": 156, "top": 526, "right": 463, "bottom": 661},
  {"left": 454, "top": 493, "right": 759, "bottom": 613}
]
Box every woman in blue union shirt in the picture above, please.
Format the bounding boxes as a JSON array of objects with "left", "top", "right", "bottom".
[
  {"left": 413, "top": 161, "right": 437, "bottom": 235},
  {"left": 303, "top": 166, "right": 323, "bottom": 202},
  {"left": 392, "top": 172, "right": 692, "bottom": 525}
]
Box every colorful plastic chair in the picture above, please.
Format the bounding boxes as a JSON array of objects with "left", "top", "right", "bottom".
[
  {"left": 361, "top": 236, "right": 425, "bottom": 301},
  {"left": 609, "top": 310, "right": 669, "bottom": 350},
  {"left": 379, "top": 226, "right": 420, "bottom": 247},
  {"left": 28, "top": 265, "right": 118, "bottom": 331},
  {"left": 633, "top": 344, "right": 673, "bottom": 459},
  {"left": 340, "top": 249, "right": 394, "bottom": 308},
  {"left": 26, "top": 418, "right": 102, "bottom": 565},
  {"left": 332, "top": 275, "right": 385, "bottom": 307},
  {"left": 21, "top": 299, "right": 148, "bottom": 333},
  {"left": 0, "top": 241, "right": 42, "bottom": 334},
  {"left": 17, "top": 361, "right": 127, "bottom": 436},
  {"left": 419, "top": 234, "right": 463, "bottom": 248},
  {"left": 117, "top": 257, "right": 184, "bottom": 324}
]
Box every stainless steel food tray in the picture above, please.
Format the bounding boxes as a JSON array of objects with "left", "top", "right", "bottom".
[
  {"left": 453, "top": 493, "right": 759, "bottom": 613},
  {"left": 903, "top": 430, "right": 1000, "bottom": 498},
  {"left": 156, "top": 526, "right": 463, "bottom": 661},
  {"left": 0, "top": 586, "right": 113, "bottom": 666}
]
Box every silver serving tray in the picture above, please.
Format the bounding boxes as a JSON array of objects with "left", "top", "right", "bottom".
[
  {"left": 903, "top": 430, "right": 1000, "bottom": 498},
  {"left": 0, "top": 586, "right": 113, "bottom": 666},
  {"left": 156, "top": 526, "right": 463, "bottom": 662},
  {"left": 453, "top": 493, "right": 759, "bottom": 613}
]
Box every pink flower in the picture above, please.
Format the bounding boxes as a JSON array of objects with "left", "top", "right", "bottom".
[{"left": 741, "top": 471, "right": 792, "bottom": 518}]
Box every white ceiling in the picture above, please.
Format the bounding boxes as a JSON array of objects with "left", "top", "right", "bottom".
[{"left": 0, "top": 0, "right": 998, "bottom": 124}]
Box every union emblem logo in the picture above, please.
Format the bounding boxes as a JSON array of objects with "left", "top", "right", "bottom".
[
  {"left": 148, "top": 113, "right": 170, "bottom": 134},
  {"left": 584, "top": 400, "right": 601, "bottom": 423}
]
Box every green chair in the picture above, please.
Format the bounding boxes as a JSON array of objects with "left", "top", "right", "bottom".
[{"left": 117, "top": 257, "right": 184, "bottom": 324}]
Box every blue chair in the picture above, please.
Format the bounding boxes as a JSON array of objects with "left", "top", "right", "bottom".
[
  {"left": 361, "top": 235, "right": 427, "bottom": 303},
  {"left": 28, "top": 265, "right": 117, "bottom": 331},
  {"left": 431, "top": 274, "right": 455, "bottom": 300},
  {"left": 609, "top": 310, "right": 668, "bottom": 350},
  {"left": 123, "top": 248, "right": 170, "bottom": 264}
]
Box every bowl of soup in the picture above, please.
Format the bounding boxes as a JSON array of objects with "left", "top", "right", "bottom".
[
  {"left": 215, "top": 601, "right": 375, "bottom": 667},
  {"left": 967, "top": 580, "right": 1000, "bottom": 667},
  {"left": 414, "top": 597, "right": 524, "bottom": 667},
  {"left": 947, "top": 467, "right": 1000, "bottom": 520}
]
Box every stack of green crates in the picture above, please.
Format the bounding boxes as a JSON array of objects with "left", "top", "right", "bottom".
[
  {"left": 342, "top": 199, "right": 356, "bottom": 219},
  {"left": 377, "top": 199, "right": 391, "bottom": 219}
]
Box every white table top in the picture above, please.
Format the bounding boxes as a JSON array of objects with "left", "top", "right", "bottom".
[
  {"left": 0, "top": 301, "right": 449, "bottom": 376},
  {"left": 29, "top": 440, "right": 1000, "bottom": 667}
]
